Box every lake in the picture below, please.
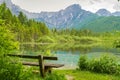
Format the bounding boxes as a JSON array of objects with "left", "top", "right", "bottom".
[{"left": 20, "top": 43, "right": 120, "bottom": 68}]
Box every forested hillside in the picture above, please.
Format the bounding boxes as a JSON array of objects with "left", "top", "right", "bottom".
[
  {"left": 0, "top": 3, "right": 50, "bottom": 42},
  {"left": 81, "top": 16, "right": 120, "bottom": 32}
]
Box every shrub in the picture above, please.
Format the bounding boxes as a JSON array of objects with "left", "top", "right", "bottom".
[
  {"left": 79, "top": 37, "right": 99, "bottom": 44},
  {"left": 0, "top": 27, "right": 19, "bottom": 55},
  {"left": 72, "top": 36, "right": 81, "bottom": 41},
  {"left": 58, "top": 37, "right": 68, "bottom": 43},
  {"left": 113, "top": 39, "right": 120, "bottom": 48},
  {"left": 62, "top": 35, "right": 74, "bottom": 42},
  {"left": 78, "top": 55, "right": 88, "bottom": 70},
  {"left": 0, "top": 26, "right": 32, "bottom": 80},
  {"left": 37, "top": 36, "right": 55, "bottom": 43},
  {"left": 0, "top": 56, "right": 32, "bottom": 80},
  {"left": 78, "top": 54, "right": 120, "bottom": 74}
]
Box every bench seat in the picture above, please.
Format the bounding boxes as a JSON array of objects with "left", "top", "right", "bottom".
[
  {"left": 44, "top": 63, "right": 64, "bottom": 68},
  {"left": 22, "top": 62, "right": 64, "bottom": 68}
]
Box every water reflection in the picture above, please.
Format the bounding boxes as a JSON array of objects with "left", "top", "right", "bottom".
[
  {"left": 20, "top": 43, "right": 120, "bottom": 68},
  {"left": 20, "top": 43, "right": 96, "bottom": 54}
]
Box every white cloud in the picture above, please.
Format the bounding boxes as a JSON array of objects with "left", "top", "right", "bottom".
[
  {"left": 113, "top": 3, "right": 120, "bottom": 11},
  {"left": 11, "top": 0, "right": 77, "bottom": 12},
  {"left": 11, "top": 0, "right": 120, "bottom": 13},
  {"left": 76, "top": 0, "right": 120, "bottom": 12}
]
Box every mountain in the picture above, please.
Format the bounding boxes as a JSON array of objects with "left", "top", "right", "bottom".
[
  {"left": 112, "top": 11, "right": 120, "bottom": 16},
  {"left": 81, "top": 16, "right": 120, "bottom": 32},
  {"left": 0, "top": 0, "right": 99, "bottom": 29},
  {"left": 96, "top": 9, "right": 120, "bottom": 17},
  {"left": 34, "top": 4, "right": 99, "bottom": 29},
  {"left": 96, "top": 9, "right": 111, "bottom": 16}
]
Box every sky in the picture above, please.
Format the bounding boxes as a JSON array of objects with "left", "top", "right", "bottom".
[{"left": 11, "top": 0, "right": 120, "bottom": 13}]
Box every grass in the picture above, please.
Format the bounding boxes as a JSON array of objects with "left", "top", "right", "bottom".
[
  {"left": 54, "top": 69, "right": 120, "bottom": 80},
  {"left": 29, "top": 69, "right": 120, "bottom": 80}
]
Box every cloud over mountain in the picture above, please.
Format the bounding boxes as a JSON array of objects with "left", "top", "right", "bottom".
[{"left": 76, "top": 0, "right": 120, "bottom": 12}]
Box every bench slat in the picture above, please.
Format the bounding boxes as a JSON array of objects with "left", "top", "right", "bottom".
[
  {"left": 7, "top": 54, "right": 58, "bottom": 60},
  {"left": 22, "top": 62, "right": 39, "bottom": 66},
  {"left": 7, "top": 54, "right": 39, "bottom": 59},
  {"left": 44, "top": 63, "right": 64, "bottom": 68},
  {"left": 43, "top": 56, "right": 57, "bottom": 60},
  {"left": 21, "top": 62, "right": 64, "bottom": 68}
]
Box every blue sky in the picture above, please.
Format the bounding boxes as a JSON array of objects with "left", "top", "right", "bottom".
[{"left": 11, "top": 0, "right": 120, "bottom": 13}]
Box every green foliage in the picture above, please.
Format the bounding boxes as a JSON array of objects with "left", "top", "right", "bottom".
[
  {"left": 31, "top": 72, "right": 67, "bottom": 80},
  {"left": 114, "top": 39, "right": 120, "bottom": 48},
  {"left": 0, "top": 14, "right": 32, "bottom": 80},
  {"left": 37, "top": 36, "right": 55, "bottom": 43},
  {"left": 82, "top": 16, "right": 120, "bottom": 32},
  {"left": 0, "top": 3, "right": 50, "bottom": 42},
  {"left": 57, "top": 36, "right": 68, "bottom": 43},
  {"left": 78, "top": 55, "right": 88, "bottom": 70},
  {"left": 0, "top": 57, "right": 32, "bottom": 80},
  {"left": 0, "top": 26, "right": 19, "bottom": 54},
  {"left": 18, "top": 12, "right": 28, "bottom": 25},
  {"left": 44, "top": 73, "right": 67, "bottom": 80},
  {"left": 78, "top": 54, "right": 120, "bottom": 75},
  {"left": 79, "top": 37, "right": 99, "bottom": 44},
  {"left": 55, "top": 35, "right": 74, "bottom": 43},
  {"left": 72, "top": 36, "right": 81, "bottom": 41}
]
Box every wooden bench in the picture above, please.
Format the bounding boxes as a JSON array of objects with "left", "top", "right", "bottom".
[{"left": 6, "top": 54, "right": 64, "bottom": 77}]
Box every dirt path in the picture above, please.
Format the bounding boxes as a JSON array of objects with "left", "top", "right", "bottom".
[{"left": 65, "top": 75, "right": 75, "bottom": 80}]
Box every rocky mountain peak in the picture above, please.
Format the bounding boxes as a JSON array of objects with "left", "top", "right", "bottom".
[
  {"left": 96, "top": 9, "right": 111, "bottom": 16},
  {"left": 65, "top": 4, "right": 81, "bottom": 10},
  {"left": 112, "top": 11, "right": 120, "bottom": 16}
]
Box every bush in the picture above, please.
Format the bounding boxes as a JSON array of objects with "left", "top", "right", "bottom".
[
  {"left": 78, "top": 54, "right": 120, "bottom": 74},
  {"left": 0, "top": 27, "right": 19, "bottom": 55},
  {"left": 79, "top": 37, "right": 99, "bottom": 44},
  {"left": 37, "top": 36, "right": 55, "bottom": 43},
  {"left": 62, "top": 35, "right": 74, "bottom": 42},
  {"left": 72, "top": 36, "right": 81, "bottom": 41},
  {"left": 78, "top": 55, "right": 88, "bottom": 70},
  {"left": 0, "top": 26, "right": 32, "bottom": 80},
  {"left": 113, "top": 39, "right": 120, "bottom": 48},
  {"left": 0, "top": 57, "right": 32, "bottom": 80},
  {"left": 57, "top": 36, "right": 68, "bottom": 43}
]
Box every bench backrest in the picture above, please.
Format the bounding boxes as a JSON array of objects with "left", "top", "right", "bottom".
[{"left": 6, "top": 54, "right": 58, "bottom": 60}]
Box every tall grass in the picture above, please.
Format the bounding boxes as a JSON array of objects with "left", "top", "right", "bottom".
[
  {"left": 78, "top": 54, "right": 120, "bottom": 75},
  {"left": 0, "top": 56, "right": 32, "bottom": 80}
]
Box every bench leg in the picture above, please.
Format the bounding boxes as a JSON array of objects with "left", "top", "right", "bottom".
[
  {"left": 48, "top": 69, "right": 52, "bottom": 73},
  {"left": 45, "top": 67, "right": 52, "bottom": 74},
  {"left": 38, "top": 55, "right": 45, "bottom": 78}
]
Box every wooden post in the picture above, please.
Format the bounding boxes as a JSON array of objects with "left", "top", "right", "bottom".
[{"left": 38, "top": 55, "right": 44, "bottom": 78}]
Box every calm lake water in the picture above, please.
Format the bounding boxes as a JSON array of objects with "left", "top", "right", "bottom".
[{"left": 20, "top": 43, "right": 120, "bottom": 68}]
